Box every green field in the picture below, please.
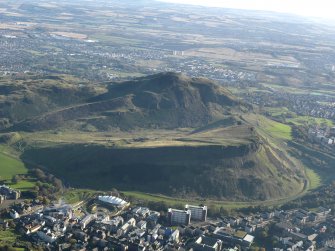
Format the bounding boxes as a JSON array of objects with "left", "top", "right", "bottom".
[
  {"left": 264, "top": 107, "right": 295, "bottom": 117},
  {"left": 305, "top": 167, "right": 322, "bottom": 191},
  {"left": 9, "top": 179, "right": 36, "bottom": 191},
  {"left": 286, "top": 116, "right": 334, "bottom": 127},
  {"left": 62, "top": 189, "right": 99, "bottom": 204},
  {"left": 261, "top": 118, "right": 292, "bottom": 140},
  {"left": 0, "top": 152, "right": 27, "bottom": 180},
  {"left": 123, "top": 188, "right": 310, "bottom": 210},
  {"left": 123, "top": 191, "right": 251, "bottom": 209},
  {"left": 0, "top": 147, "right": 36, "bottom": 191},
  {"left": 246, "top": 114, "right": 292, "bottom": 141}
]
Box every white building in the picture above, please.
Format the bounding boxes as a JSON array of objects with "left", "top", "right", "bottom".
[
  {"left": 117, "top": 218, "right": 136, "bottom": 236},
  {"left": 80, "top": 214, "right": 97, "bottom": 229},
  {"left": 185, "top": 204, "right": 207, "bottom": 221},
  {"left": 10, "top": 209, "right": 19, "bottom": 219},
  {"left": 168, "top": 208, "right": 191, "bottom": 225},
  {"left": 98, "top": 196, "right": 128, "bottom": 208}
]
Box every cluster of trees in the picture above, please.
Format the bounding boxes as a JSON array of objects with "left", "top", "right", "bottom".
[
  {"left": 281, "top": 182, "right": 335, "bottom": 212},
  {"left": 0, "top": 243, "right": 44, "bottom": 251},
  {"left": 0, "top": 246, "right": 17, "bottom": 251},
  {"left": 24, "top": 168, "right": 63, "bottom": 200}
]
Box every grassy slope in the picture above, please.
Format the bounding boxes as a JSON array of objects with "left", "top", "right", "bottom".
[
  {"left": 18, "top": 113, "right": 316, "bottom": 206},
  {"left": 7, "top": 112, "right": 323, "bottom": 209},
  {"left": 286, "top": 116, "right": 334, "bottom": 127},
  {"left": 247, "top": 114, "right": 323, "bottom": 191},
  {"left": 254, "top": 115, "right": 324, "bottom": 193},
  {"left": 0, "top": 151, "right": 27, "bottom": 180},
  {"left": 248, "top": 114, "right": 292, "bottom": 141},
  {"left": 305, "top": 168, "right": 321, "bottom": 191},
  {"left": 0, "top": 145, "right": 35, "bottom": 191},
  {"left": 62, "top": 189, "right": 99, "bottom": 204}
]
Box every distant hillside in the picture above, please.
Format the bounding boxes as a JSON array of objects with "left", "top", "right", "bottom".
[
  {"left": 0, "top": 74, "right": 102, "bottom": 130},
  {"left": 8, "top": 72, "right": 247, "bottom": 131}
]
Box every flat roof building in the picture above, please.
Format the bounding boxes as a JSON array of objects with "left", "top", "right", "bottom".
[
  {"left": 168, "top": 208, "right": 191, "bottom": 226},
  {"left": 185, "top": 204, "right": 207, "bottom": 222}
]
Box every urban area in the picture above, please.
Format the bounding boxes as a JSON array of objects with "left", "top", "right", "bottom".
[{"left": 1, "top": 185, "right": 335, "bottom": 251}]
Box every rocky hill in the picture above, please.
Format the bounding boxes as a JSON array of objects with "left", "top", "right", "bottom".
[
  {"left": 1, "top": 72, "right": 306, "bottom": 200},
  {"left": 8, "top": 72, "right": 247, "bottom": 131}
]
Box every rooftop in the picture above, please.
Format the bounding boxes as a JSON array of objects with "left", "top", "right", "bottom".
[{"left": 98, "top": 196, "right": 128, "bottom": 206}]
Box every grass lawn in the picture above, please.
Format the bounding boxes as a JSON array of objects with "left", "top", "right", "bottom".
[
  {"left": 264, "top": 107, "right": 295, "bottom": 117},
  {"left": 261, "top": 118, "right": 292, "bottom": 140},
  {"left": 0, "top": 146, "right": 36, "bottom": 191},
  {"left": 305, "top": 167, "right": 322, "bottom": 191},
  {"left": 0, "top": 151, "right": 27, "bottom": 180},
  {"left": 286, "top": 116, "right": 334, "bottom": 127},
  {"left": 247, "top": 114, "right": 292, "bottom": 141},
  {"left": 62, "top": 189, "right": 99, "bottom": 204},
  {"left": 122, "top": 190, "right": 300, "bottom": 210},
  {"left": 123, "top": 191, "right": 194, "bottom": 206},
  {"left": 8, "top": 179, "right": 36, "bottom": 191}
]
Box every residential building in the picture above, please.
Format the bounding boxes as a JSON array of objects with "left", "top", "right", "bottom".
[
  {"left": 168, "top": 208, "right": 191, "bottom": 226},
  {"left": 189, "top": 235, "right": 223, "bottom": 251},
  {"left": 185, "top": 204, "right": 207, "bottom": 221}
]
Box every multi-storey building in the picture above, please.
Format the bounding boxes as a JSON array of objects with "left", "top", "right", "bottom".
[
  {"left": 168, "top": 208, "right": 191, "bottom": 226},
  {"left": 185, "top": 204, "right": 207, "bottom": 222}
]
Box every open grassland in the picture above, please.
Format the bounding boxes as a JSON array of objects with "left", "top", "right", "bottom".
[
  {"left": 20, "top": 125, "right": 253, "bottom": 149},
  {"left": 0, "top": 145, "right": 36, "bottom": 191},
  {"left": 264, "top": 107, "right": 295, "bottom": 117},
  {"left": 62, "top": 189, "right": 100, "bottom": 204},
  {"left": 9, "top": 179, "right": 36, "bottom": 191},
  {"left": 286, "top": 116, "right": 334, "bottom": 126},
  {"left": 0, "top": 151, "right": 27, "bottom": 180},
  {"left": 122, "top": 191, "right": 251, "bottom": 209},
  {"left": 260, "top": 118, "right": 292, "bottom": 140},
  {"left": 123, "top": 184, "right": 308, "bottom": 210},
  {"left": 305, "top": 167, "right": 322, "bottom": 191},
  {"left": 51, "top": 31, "right": 87, "bottom": 40},
  {"left": 245, "top": 114, "right": 292, "bottom": 141}
]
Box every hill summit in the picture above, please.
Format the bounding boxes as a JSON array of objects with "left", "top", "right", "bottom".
[{"left": 12, "top": 72, "right": 246, "bottom": 131}]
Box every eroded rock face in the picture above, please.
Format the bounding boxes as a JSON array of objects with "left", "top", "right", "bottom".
[{"left": 22, "top": 140, "right": 302, "bottom": 201}]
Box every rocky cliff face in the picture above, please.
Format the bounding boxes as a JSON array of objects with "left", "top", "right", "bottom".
[{"left": 22, "top": 138, "right": 303, "bottom": 201}]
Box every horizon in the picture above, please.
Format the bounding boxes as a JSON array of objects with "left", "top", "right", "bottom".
[{"left": 157, "top": 0, "right": 335, "bottom": 20}]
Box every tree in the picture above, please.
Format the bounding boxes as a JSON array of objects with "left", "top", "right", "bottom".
[
  {"left": 11, "top": 175, "right": 20, "bottom": 184},
  {"left": 33, "top": 168, "right": 46, "bottom": 181},
  {"left": 42, "top": 197, "right": 50, "bottom": 205},
  {"left": 0, "top": 246, "right": 18, "bottom": 251}
]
